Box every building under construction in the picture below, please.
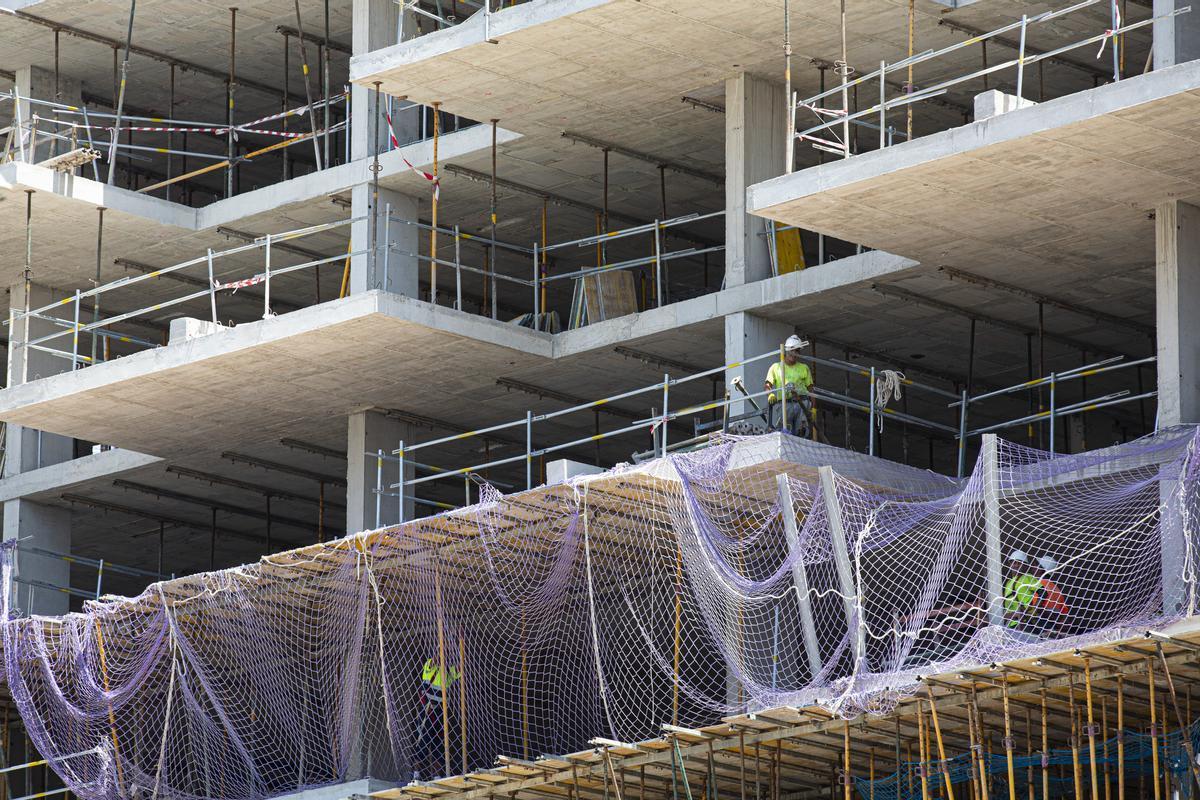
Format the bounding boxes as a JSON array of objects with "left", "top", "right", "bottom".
[{"left": 0, "top": 1, "right": 1197, "bottom": 799}]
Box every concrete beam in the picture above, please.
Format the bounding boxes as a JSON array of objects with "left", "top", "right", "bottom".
[{"left": 0, "top": 448, "right": 160, "bottom": 503}]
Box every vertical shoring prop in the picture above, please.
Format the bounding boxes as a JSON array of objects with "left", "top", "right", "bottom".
[
  {"left": 869, "top": 748, "right": 875, "bottom": 800},
  {"left": 1117, "top": 676, "right": 1125, "bottom": 800},
  {"left": 21, "top": 190, "right": 33, "bottom": 386},
  {"left": 95, "top": 618, "right": 126, "bottom": 797},
  {"left": 967, "top": 690, "right": 980, "bottom": 800},
  {"left": 783, "top": 0, "right": 793, "bottom": 174},
  {"left": 323, "top": 0, "right": 331, "bottom": 167},
  {"left": 1084, "top": 658, "right": 1101, "bottom": 800},
  {"left": 740, "top": 731, "right": 747, "bottom": 800},
  {"left": 973, "top": 690, "right": 991, "bottom": 800},
  {"left": 1148, "top": 658, "right": 1161, "bottom": 800},
  {"left": 489, "top": 119, "right": 498, "bottom": 319},
  {"left": 672, "top": 541, "right": 682, "bottom": 726},
  {"left": 1069, "top": 673, "right": 1084, "bottom": 800},
  {"left": 434, "top": 557, "right": 451, "bottom": 778},
  {"left": 541, "top": 200, "right": 548, "bottom": 318},
  {"left": 839, "top": 0, "right": 850, "bottom": 158},
  {"left": 1025, "top": 709, "right": 1034, "bottom": 800},
  {"left": 1040, "top": 690, "right": 1049, "bottom": 800},
  {"left": 291, "top": 0, "right": 324, "bottom": 170},
  {"left": 918, "top": 704, "right": 931, "bottom": 800},
  {"left": 927, "top": 687, "right": 957, "bottom": 800},
  {"left": 168, "top": 64, "right": 175, "bottom": 199},
  {"left": 458, "top": 625, "right": 467, "bottom": 775},
  {"left": 1001, "top": 677, "right": 1016, "bottom": 800},
  {"left": 1103, "top": 697, "right": 1111, "bottom": 800},
  {"left": 430, "top": 102, "right": 441, "bottom": 306},
  {"left": 92, "top": 207, "right": 104, "bottom": 364},
  {"left": 226, "top": 7, "right": 236, "bottom": 199},
  {"left": 843, "top": 720, "right": 852, "bottom": 800},
  {"left": 906, "top": 0, "right": 914, "bottom": 139},
  {"left": 371, "top": 82, "right": 382, "bottom": 282},
  {"left": 107, "top": 0, "right": 137, "bottom": 184},
  {"left": 1155, "top": 642, "right": 1200, "bottom": 794}
]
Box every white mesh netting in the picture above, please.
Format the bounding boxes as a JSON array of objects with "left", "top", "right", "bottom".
[{"left": 3, "top": 428, "right": 1200, "bottom": 800}]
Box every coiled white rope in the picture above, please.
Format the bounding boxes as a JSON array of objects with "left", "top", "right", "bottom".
[{"left": 874, "top": 370, "right": 905, "bottom": 431}]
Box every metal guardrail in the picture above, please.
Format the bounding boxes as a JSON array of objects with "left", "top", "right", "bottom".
[
  {"left": 384, "top": 209, "right": 724, "bottom": 330},
  {"left": 384, "top": 347, "right": 959, "bottom": 523},
  {"left": 949, "top": 355, "right": 1158, "bottom": 476},
  {"left": 791, "top": 0, "right": 1189, "bottom": 159},
  {"left": 6, "top": 217, "right": 367, "bottom": 371},
  {"left": 12, "top": 543, "right": 172, "bottom": 604}
]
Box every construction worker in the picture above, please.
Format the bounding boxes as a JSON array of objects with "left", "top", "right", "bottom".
[
  {"left": 1002, "top": 549, "right": 1041, "bottom": 630},
  {"left": 412, "top": 656, "right": 461, "bottom": 781},
  {"left": 764, "top": 335, "right": 814, "bottom": 437},
  {"left": 1029, "top": 555, "right": 1070, "bottom": 637}
]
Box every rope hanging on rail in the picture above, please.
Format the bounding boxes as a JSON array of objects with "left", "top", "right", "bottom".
[{"left": 874, "top": 370, "right": 905, "bottom": 431}]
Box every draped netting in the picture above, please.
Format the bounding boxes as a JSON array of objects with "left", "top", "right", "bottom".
[{"left": 4, "top": 427, "right": 1200, "bottom": 800}]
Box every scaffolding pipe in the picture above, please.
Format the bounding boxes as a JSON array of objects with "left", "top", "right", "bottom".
[{"left": 106, "top": 0, "right": 137, "bottom": 184}]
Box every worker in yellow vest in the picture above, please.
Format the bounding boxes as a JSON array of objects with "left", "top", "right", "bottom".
[
  {"left": 413, "top": 657, "right": 461, "bottom": 781},
  {"left": 764, "top": 335, "right": 814, "bottom": 437}
]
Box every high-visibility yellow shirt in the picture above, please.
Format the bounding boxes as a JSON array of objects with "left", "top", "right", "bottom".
[
  {"left": 766, "top": 361, "right": 813, "bottom": 404},
  {"left": 422, "top": 659, "right": 461, "bottom": 690},
  {"left": 1003, "top": 573, "right": 1040, "bottom": 627}
]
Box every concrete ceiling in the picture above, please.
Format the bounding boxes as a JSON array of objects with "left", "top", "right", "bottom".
[{"left": 0, "top": 0, "right": 355, "bottom": 198}]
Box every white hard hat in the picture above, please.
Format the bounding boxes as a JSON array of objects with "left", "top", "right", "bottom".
[
  {"left": 1008, "top": 549, "right": 1028, "bottom": 563},
  {"left": 785, "top": 334, "right": 808, "bottom": 352},
  {"left": 1038, "top": 556, "right": 1058, "bottom": 571}
]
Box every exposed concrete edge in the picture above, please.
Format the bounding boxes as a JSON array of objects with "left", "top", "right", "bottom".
[
  {"left": 349, "top": 0, "right": 615, "bottom": 84},
  {"left": 273, "top": 778, "right": 398, "bottom": 800},
  {"left": 0, "top": 125, "right": 521, "bottom": 234},
  {"left": 0, "top": 448, "right": 162, "bottom": 503},
  {"left": 0, "top": 162, "right": 199, "bottom": 229},
  {"left": 555, "top": 249, "right": 920, "bottom": 357},
  {"left": 747, "top": 60, "right": 1200, "bottom": 217},
  {"left": 197, "top": 124, "right": 523, "bottom": 228},
  {"left": 0, "top": 290, "right": 554, "bottom": 416}
]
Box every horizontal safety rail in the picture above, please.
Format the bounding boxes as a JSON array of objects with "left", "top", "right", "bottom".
[
  {"left": 949, "top": 355, "right": 1158, "bottom": 475},
  {"left": 792, "top": 0, "right": 1189, "bottom": 158},
  {"left": 6, "top": 217, "right": 366, "bottom": 370}
]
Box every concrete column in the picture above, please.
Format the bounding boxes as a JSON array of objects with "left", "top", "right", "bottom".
[
  {"left": 1155, "top": 200, "right": 1200, "bottom": 427},
  {"left": 1156, "top": 200, "right": 1200, "bottom": 617},
  {"left": 13, "top": 65, "right": 83, "bottom": 163},
  {"left": 351, "top": 0, "right": 414, "bottom": 161},
  {"left": 6, "top": 282, "right": 75, "bottom": 477},
  {"left": 349, "top": 185, "right": 420, "bottom": 296},
  {"left": 725, "top": 73, "right": 785, "bottom": 287},
  {"left": 346, "top": 410, "right": 416, "bottom": 534},
  {"left": 3, "top": 499, "right": 71, "bottom": 616},
  {"left": 724, "top": 312, "right": 792, "bottom": 424},
  {"left": 1154, "top": 0, "right": 1200, "bottom": 70}
]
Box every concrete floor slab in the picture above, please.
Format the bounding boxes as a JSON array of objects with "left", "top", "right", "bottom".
[
  {"left": 747, "top": 62, "right": 1200, "bottom": 284},
  {"left": 0, "top": 249, "right": 921, "bottom": 460},
  {"left": 0, "top": 123, "right": 520, "bottom": 309}
]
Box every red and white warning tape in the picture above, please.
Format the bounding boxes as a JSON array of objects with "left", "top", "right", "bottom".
[
  {"left": 385, "top": 111, "right": 440, "bottom": 201},
  {"left": 213, "top": 275, "right": 265, "bottom": 292}
]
